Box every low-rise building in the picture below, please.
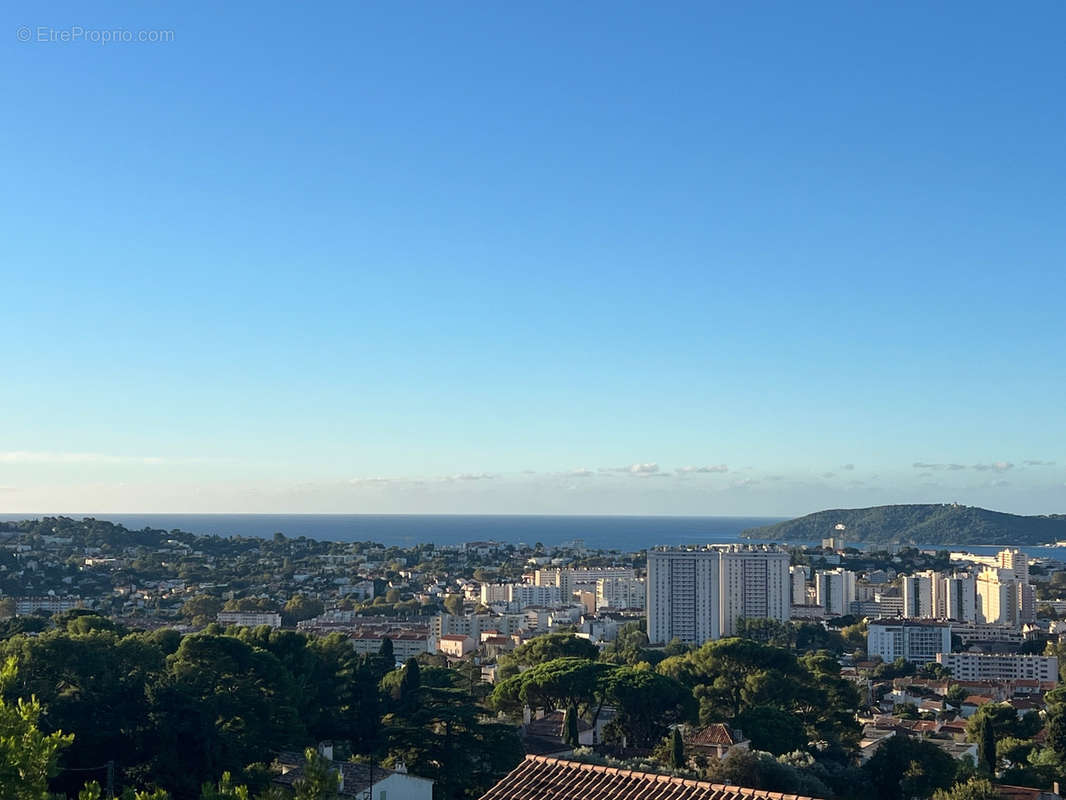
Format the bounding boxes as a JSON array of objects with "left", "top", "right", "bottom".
[
  {"left": 936, "top": 652, "right": 1059, "bottom": 683},
  {"left": 685, "top": 723, "right": 750, "bottom": 760},
  {"left": 217, "top": 611, "right": 282, "bottom": 628},
  {"left": 15, "top": 595, "right": 83, "bottom": 615},
  {"left": 350, "top": 631, "right": 435, "bottom": 660},
  {"left": 438, "top": 633, "right": 476, "bottom": 657}
]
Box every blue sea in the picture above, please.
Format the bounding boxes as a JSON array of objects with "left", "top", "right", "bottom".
[
  {"left": 8, "top": 513, "right": 1066, "bottom": 559},
  {"left": 5, "top": 513, "right": 783, "bottom": 552}
]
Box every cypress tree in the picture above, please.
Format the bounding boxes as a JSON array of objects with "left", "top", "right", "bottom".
[
  {"left": 563, "top": 704, "right": 580, "bottom": 747},
  {"left": 379, "top": 636, "right": 394, "bottom": 661},
  {"left": 400, "top": 657, "right": 421, "bottom": 698},
  {"left": 978, "top": 715, "right": 997, "bottom": 774},
  {"left": 669, "top": 727, "right": 685, "bottom": 769}
]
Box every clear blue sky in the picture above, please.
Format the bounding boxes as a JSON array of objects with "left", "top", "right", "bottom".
[{"left": 3, "top": 1, "right": 1064, "bottom": 516}]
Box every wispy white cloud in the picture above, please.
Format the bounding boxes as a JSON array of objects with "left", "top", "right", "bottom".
[
  {"left": 675, "top": 464, "right": 728, "bottom": 474},
  {"left": 1024, "top": 460, "right": 1056, "bottom": 467},
  {"left": 840, "top": 463, "right": 855, "bottom": 471},
  {"left": 0, "top": 451, "right": 167, "bottom": 465},
  {"left": 567, "top": 468, "right": 595, "bottom": 477},
  {"left": 912, "top": 462, "right": 966, "bottom": 471},
  {"left": 600, "top": 463, "right": 660, "bottom": 476},
  {"left": 447, "top": 473, "right": 497, "bottom": 481},
  {"left": 821, "top": 472, "right": 836, "bottom": 479},
  {"left": 973, "top": 461, "right": 1013, "bottom": 472}
]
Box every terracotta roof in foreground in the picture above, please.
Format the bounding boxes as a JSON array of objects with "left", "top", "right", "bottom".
[{"left": 478, "top": 755, "right": 821, "bottom": 800}]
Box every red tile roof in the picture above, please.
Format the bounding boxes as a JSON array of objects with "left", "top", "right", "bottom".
[
  {"left": 478, "top": 755, "right": 821, "bottom": 800},
  {"left": 688, "top": 723, "right": 745, "bottom": 747},
  {"left": 996, "top": 785, "right": 1048, "bottom": 800}
]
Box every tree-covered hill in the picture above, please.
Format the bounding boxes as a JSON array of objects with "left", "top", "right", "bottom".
[{"left": 740, "top": 504, "right": 1066, "bottom": 546}]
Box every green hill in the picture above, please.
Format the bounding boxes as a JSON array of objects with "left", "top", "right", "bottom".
[{"left": 740, "top": 504, "right": 1066, "bottom": 546}]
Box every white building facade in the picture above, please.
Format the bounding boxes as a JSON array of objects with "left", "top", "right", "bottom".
[
  {"left": 867, "top": 620, "right": 952, "bottom": 665},
  {"left": 815, "top": 568, "right": 857, "bottom": 617},
  {"left": 936, "top": 652, "right": 1058, "bottom": 683},
  {"left": 647, "top": 545, "right": 789, "bottom": 645}
]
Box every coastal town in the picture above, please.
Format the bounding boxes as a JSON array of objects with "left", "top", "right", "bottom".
[{"left": 4, "top": 515, "right": 1066, "bottom": 799}]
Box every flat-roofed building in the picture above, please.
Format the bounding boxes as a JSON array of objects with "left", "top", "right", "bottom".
[
  {"left": 867, "top": 619, "right": 952, "bottom": 665},
  {"left": 937, "top": 652, "right": 1058, "bottom": 683}
]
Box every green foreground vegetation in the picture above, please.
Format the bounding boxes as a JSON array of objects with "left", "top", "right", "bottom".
[{"left": 5, "top": 616, "right": 1066, "bottom": 800}]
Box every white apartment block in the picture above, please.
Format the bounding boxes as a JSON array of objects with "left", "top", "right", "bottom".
[
  {"left": 901, "top": 571, "right": 978, "bottom": 622},
  {"left": 790, "top": 565, "right": 809, "bottom": 606},
  {"left": 943, "top": 574, "right": 978, "bottom": 622},
  {"left": 902, "top": 571, "right": 938, "bottom": 618},
  {"left": 998, "top": 548, "right": 1029, "bottom": 583},
  {"left": 647, "top": 547, "right": 721, "bottom": 645},
  {"left": 647, "top": 545, "right": 789, "bottom": 645},
  {"left": 15, "top": 596, "right": 83, "bottom": 615},
  {"left": 217, "top": 611, "right": 282, "bottom": 628},
  {"left": 976, "top": 568, "right": 1033, "bottom": 627},
  {"left": 952, "top": 621, "right": 1024, "bottom": 644},
  {"left": 350, "top": 631, "right": 435, "bottom": 660},
  {"left": 720, "top": 546, "right": 790, "bottom": 636},
  {"left": 596, "top": 576, "right": 645, "bottom": 610},
  {"left": 815, "top": 569, "right": 857, "bottom": 617},
  {"left": 534, "top": 567, "right": 636, "bottom": 596},
  {"left": 509, "top": 584, "right": 563, "bottom": 608},
  {"left": 936, "top": 652, "right": 1058, "bottom": 683},
  {"left": 867, "top": 619, "right": 952, "bottom": 665},
  {"left": 433, "top": 612, "right": 527, "bottom": 639},
  {"left": 479, "top": 583, "right": 512, "bottom": 605}
]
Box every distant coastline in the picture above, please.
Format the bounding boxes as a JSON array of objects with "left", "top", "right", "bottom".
[
  {"left": 741, "top": 503, "right": 1066, "bottom": 547},
  {"left": 0, "top": 513, "right": 784, "bottom": 551}
]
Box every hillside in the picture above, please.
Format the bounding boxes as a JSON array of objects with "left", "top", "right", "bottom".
[{"left": 740, "top": 504, "right": 1066, "bottom": 546}]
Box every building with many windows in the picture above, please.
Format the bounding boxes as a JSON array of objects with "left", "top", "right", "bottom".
[
  {"left": 596, "top": 576, "right": 645, "bottom": 610},
  {"left": 902, "top": 571, "right": 938, "bottom": 619},
  {"left": 719, "top": 546, "right": 790, "bottom": 636},
  {"left": 815, "top": 568, "right": 857, "bottom": 617},
  {"left": 533, "top": 567, "right": 636, "bottom": 597},
  {"left": 867, "top": 619, "right": 952, "bottom": 665},
  {"left": 217, "top": 611, "right": 282, "bottom": 628},
  {"left": 14, "top": 595, "right": 83, "bottom": 616},
  {"left": 936, "top": 652, "right": 1058, "bottom": 683},
  {"left": 790, "top": 565, "right": 810, "bottom": 606},
  {"left": 647, "top": 547, "right": 721, "bottom": 645},
  {"left": 646, "top": 545, "right": 789, "bottom": 645}
]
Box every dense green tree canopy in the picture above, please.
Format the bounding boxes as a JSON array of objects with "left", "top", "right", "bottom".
[{"left": 863, "top": 734, "right": 958, "bottom": 800}]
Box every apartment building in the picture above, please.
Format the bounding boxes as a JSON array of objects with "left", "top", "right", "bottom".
[
  {"left": 647, "top": 545, "right": 789, "bottom": 645},
  {"left": 815, "top": 568, "right": 857, "bottom": 617},
  {"left": 646, "top": 547, "right": 721, "bottom": 645},
  {"left": 867, "top": 619, "right": 952, "bottom": 664},
  {"left": 217, "top": 611, "right": 282, "bottom": 628},
  {"left": 719, "top": 546, "right": 790, "bottom": 636},
  {"left": 936, "top": 652, "right": 1058, "bottom": 683},
  {"left": 596, "top": 576, "right": 645, "bottom": 610}
]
